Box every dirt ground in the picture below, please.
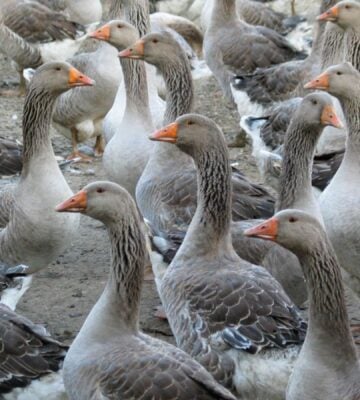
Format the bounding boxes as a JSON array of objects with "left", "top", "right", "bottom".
[{"left": 0, "top": 52, "right": 262, "bottom": 346}]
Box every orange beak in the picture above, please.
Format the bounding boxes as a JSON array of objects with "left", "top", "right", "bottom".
[
  {"left": 317, "top": 5, "right": 339, "bottom": 22},
  {"left": 118, "top": 40, "right": 145, "bottom": 59},
  {"left": 149, "top": 122, "right": 178, "bottom": 143},
  {"left": 55, "top": 190, "right": 88, "bottom": 213},
  {"left": 304, "top": 72, "right": 330, "bottom": 90},
  {"left": 89, "top": 24, "right": 111, "bottom": 41},
  {"left": 243, "top": 217, "right": 278, "bottom": 241},
  {"left": 68, "top": 67, "right": 95, "bottom": 87},
  {"left": 320, "top": 104, "right": 343, "bottom": 128}
]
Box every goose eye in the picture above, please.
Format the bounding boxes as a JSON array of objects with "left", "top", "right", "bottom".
[
  {"left": 117, "top": 24, "right": 122, "bottom": 28},
  {"left": 345, "top": 4, "right": 351, "bottom": 9},
  {"left": 187, "top": 121, "right": 194, "bottom": 126},
  {"left": 336, "top": 71, "right": 342, "bottom": 76},
  {"left": 56, "top": 67, "right": 61, "bottom": 71},
  {"left": 289, "top": 217, "right": 298, "bottom": 223},
  {"left": 96, "top": 188, "right": 105, "bottom": 194},
  {"left": 152, "top": 39, "right": 158, "bottom": 43},
  {"left": 312, "top": 100, "right": 318, "bottom": 105}
]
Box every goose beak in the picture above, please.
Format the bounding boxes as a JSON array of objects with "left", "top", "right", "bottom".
[
  {"left": 119, "top": 40, "right": 144, "bottom": 59},
  {"left": 304, "top": 72, "right": 330, "bottom": 90},
  {"left": 320, "top": 104, "right": 343, "bottom": 128},
  {"left": 149, "top": 122, "right": 178, "bottom": 143},
  {"left": 317, "top": 6, "right": 339, "bottom": 22},
  {"left": 243, "top": 217, "right": 278, "bottom": 241},
  {"left": 89, "top": 24, "right": 111, "bottom": 41},
  {"left": 68, "top": 67, "right": 95, "bottom": 87},
  {"left": 55, "top": 190, "right": 88, "bottom": 213}
]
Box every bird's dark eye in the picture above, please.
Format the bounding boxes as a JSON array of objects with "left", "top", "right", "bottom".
[
  {"left": 336, "top": 71, "right": 342, "bottom": 75},
  {"left": 345, "top": 4, "right": 351, "bottom": 9},
  {"left": 187, "top": 121, "right": 194, "bottom": 126},
  {"left": 117, "top": 24, "right": 122, "bottom": 28},
  {"left": 56, "top": 67, "right": 61, "bottom": 71},
  {"left": 152, "top": 39, "right": 158, "bottom": 43},
  {"left": 289, "top": 217, "right": 298, "bottom": 223},
  {"left": 96, "top": 188, "right": 105, "bottom": 193},
  {"left": 312, "top": 100, "right": 318, "bottom": 105}
]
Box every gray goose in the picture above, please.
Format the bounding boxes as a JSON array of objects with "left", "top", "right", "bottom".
[
  {"left": 55, "top": 182, "right": 237, "bottom": 400},
  {"left": 150, "top": 114, "right": 306, "bottom": 399},
  {"left": 305, "top": 62, "right": 360, "bottom": 298},
  {"left": 112, "top": 30, "right": 275, "bottom": 227},
  {"left": 203, "top": 0, "right": 305, "bottom": 104},
  {"left": 0, "top": 62, "right": 93, "bottom": 306},
  {"left": 99, "top": 0, "right": 162, "bottom": 197},
  {"left": 0, "top": 303, "right": 67, "bottom": 399},
  {"left": 245, "top": 210, "right": 360, "bottom": 400}
]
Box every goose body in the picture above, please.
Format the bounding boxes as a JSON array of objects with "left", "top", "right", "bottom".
[{"left": 56, "top": 181, "right": 236, "bottom": 400}]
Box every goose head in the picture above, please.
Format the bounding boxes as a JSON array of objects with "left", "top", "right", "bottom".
[
  {"left": 29, "top": 61, "right": 95, "bottom": 95},
  {"left": 89, "top": 20, "right": 139, "bottom": 51},
  {"left": 244, "top": 209, "right": 327, "bottom": 256},
  {"left": 149, "top": 113, "right": 223, "bottom": 157},
  {"left": 55, "top": 181, "right": 133, "bottom": 225},
  {"left": 295, "top": 92, "right": 343, "bottom": 129},
  {"left": 118, "top": 32, "right": 182, "bottom": 66},
  {"left": 304, "top": 62, "right": 360, "bottom": 99},
  {"left": 317, "top": 1, "right": 360, "bottom": 30}
]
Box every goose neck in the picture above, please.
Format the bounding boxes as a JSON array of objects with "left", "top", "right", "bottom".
[
  {"left": 22, "top": 87, "right": 57, "bottom": 172},
  {"left": 178, "top": 144, "right": 233, "bottom": 257},
  {"left": 104, "top": 217, "right": 146, "bottom": 332},
  {"left": 277, "top": 121, "right": 319, "bottom": 214},
  {"left": 124, "top": 0, "right": 150, "bottom": 36},
  {"left": 211, "top": 0, "right": 237, "bottom": 25},
  {"left": 299, "top": 242, "right": 357, "bottom": 359},
  {"left": 161, "top": 53, "right": 194, "bottom": 125},
  {"left": 341, "top": 97, "right": 360, "bottom": 151},
  {"left": 344, "top": 28, "right": 360, "bottom": 70},
  {"left": 120, "top": 58, "right": 151, "bottom": 123},
  {"left": 320, "top": 23, "right": 345, "bottom": 69}
]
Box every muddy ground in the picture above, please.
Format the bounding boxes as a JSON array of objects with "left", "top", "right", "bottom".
[{"left": 0, "top": 52, "right": 262, "bottom": 346}]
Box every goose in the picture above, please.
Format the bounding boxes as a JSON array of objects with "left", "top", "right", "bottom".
[
  {"left": 113, "top": 29, "right": 275, "bottom": 227},
  {"left": 149, "top": 113, "right": 307, "bottom": 399},
  {"left": 51, "top": 41, "right": 122, "bottom": 161},
  {"left": 55, "top": 181, "right": 237, "bottom": 400},
  {"left": 0, "top": 303, "right": 67, "bottom": 400},
  {"left": 0, "top": 62, "right": 92, "bottom": 304},
  {"left": 245, "top": 209, "right": 360, "bottom": 400},
  {"left": 203, "top": 0, "right": 305, "bottom": 104},
  {"left": 102, "top": 0, "right": 165, "bottom": 141},
  {"left": 304, "top": 62, "right": 360, "bottom": 297},
  {"left": 99, "top": 0, "right": 167, "bottom": 196},
  {"left": 0, "top": 137, "right": 22, "bottom": 176}
]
